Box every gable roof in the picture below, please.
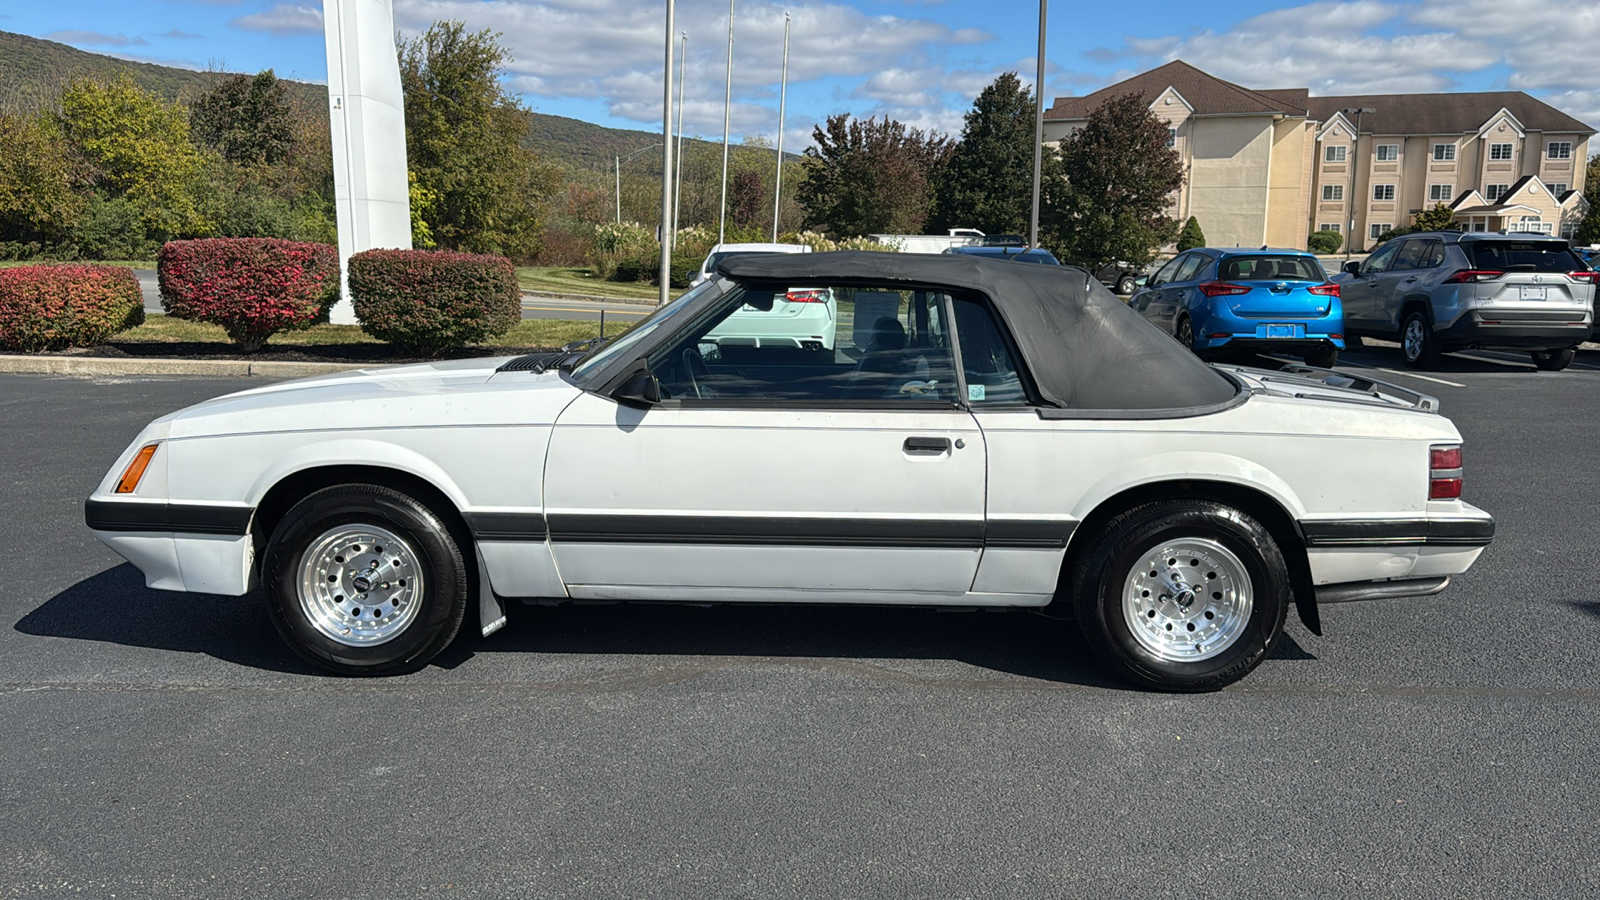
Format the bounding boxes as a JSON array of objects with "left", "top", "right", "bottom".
[
  {"left": 1045, "top": 60, "right": 1307, "bottom": 121},
  {"left": 1305, "top": 92, "right": 1592, "bottom": 136}
]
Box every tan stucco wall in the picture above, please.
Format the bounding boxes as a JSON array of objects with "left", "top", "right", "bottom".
[
  {"left": 1264, "top": 118, "right": 1312, "bottom": 248},
  {"left": 1187, "top": 115, "right": 1275, "bottom": 248}
]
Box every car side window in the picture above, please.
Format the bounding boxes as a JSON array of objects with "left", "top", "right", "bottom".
[
  {"left": 1148, "top": 256, "right": 1183, "bottom": 288},
  {"left": 647, "top": 284, "right": 957, "bottom": 406},
  {"left": 951, "top": 295, "right": 1028, "bottom": 404},
  {"left": 1393, "top": 240, "right": 1428, "bottom": 271},
  {"left": 1173, "top": 254, "right": 1208, "bottom": 284},
  {"left": 1418, "top": 240, "right": 1446, "bottom": 268},
  {"left": 1362, "top": 241, "right": 1402, "bottom": 274}
]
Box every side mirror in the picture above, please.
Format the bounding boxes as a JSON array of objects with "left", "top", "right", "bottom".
[
  {"left": 1343, "top": 260, "right": 1362, "bottom": 276},
  {"left": 612, "top": 368, "right": 661, "bottom": 408}
]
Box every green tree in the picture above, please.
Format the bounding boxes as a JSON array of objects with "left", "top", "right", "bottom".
[
  {"left": 190, "top": 71, "right": 295, "bottom": 167},
  {"left": 1413, "top": 203, "right": 1456, "bottom": 232},
  {"left": 0, "top": 112, "right": 84, "bottom": 248},
  {"left": 1176, "top": 216, "right": 1206, "bottom": 251},
  {"left": 400, "top": 21, "right": 559, "bottom": 260},
  {"left": 797, "top": 113, "right": 952, "bottom": 236},
  {"left": 930, "top": 73, "right": 1038, "bottom": 235},
  {"left": 57, "top": 73, "right": 207, "bottom": 241},
  {"left": 1572, "top": 154, "right": 1600, "bottom": 246},
  {"left": 1043, "top": 92, "right": 1183, "bottom": 270}
]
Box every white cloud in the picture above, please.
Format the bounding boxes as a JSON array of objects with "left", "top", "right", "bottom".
[
  {"left": 231, "top": 4, "right": 324, "bottom": 36},
  {"left": 46, "top": 30, "right": 148, "bottom": 47}
]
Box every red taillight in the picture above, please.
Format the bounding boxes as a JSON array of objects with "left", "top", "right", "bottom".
[
  {"left": 1567, "top": 271, "right": 1599, "bottom": 284},
  {"left": 1443, "top": 270, "right": 1504, "bottom": 284},
  {"left": 1429, "top": 444, "right": 1463, "bottom": 500},
  {"left": 784, "top": 289, "right": 827, "bottom": 303},
  {"left": 1307, "top": 283, "right": 1340, "bottom": 297},
  {"left": 1198, "top": 281, "right": 1252, "bottom": 297}
]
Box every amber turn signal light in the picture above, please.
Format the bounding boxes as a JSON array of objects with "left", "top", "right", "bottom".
[{"left": 115, "top": 444, "right": 159, "bottom": 494}]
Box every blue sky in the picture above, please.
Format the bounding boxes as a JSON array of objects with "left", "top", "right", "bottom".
[{"left": 6, "top": 0, "right": 1597, "bottom": 148}]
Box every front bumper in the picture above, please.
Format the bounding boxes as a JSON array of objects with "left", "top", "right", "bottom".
[{"left": 86, "top": 498, "right": 257, "bottom": 595}]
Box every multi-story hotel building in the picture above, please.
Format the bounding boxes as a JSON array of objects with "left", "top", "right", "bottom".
[{"left": 1043, "top": 61, "right": 1594, "bottom": 252}]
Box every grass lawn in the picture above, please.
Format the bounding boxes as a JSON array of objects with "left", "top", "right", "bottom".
[
  {"left": 120, "top": 313, "right": 615, "bottom": 350},
  {"left": 516, "top": 266, "right": 683, "bottom": 302}
]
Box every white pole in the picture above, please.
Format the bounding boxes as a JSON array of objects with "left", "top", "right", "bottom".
[
  {"left": 615, "top": 154, "right": 622, "bottom": 224},
  {"left": 1029, "top": 0, "right": 1047, "bottom": 249},
  {"left": 718, "top": 0, "right": 734, "bottom": 245},
  {"left": 658, "top": 0, "right": 675, "bottom": 307},
  {"left": 771, "top": 12, "right": 789, "bottom": 242},
  {"left": 673, "top": 31, "right": 686, "bottom": 249}
]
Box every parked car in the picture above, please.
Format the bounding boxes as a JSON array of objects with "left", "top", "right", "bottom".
[
  {"left": 942, "top": 245, "right": 1060, "bottom": 265},
  {"left": 1094, "top": 261, "right": 1143, "bottom": 295},
  {"left": 1572, "top": 246, "right": 1597, "bottom": 270},
  {"left": 1128, "top": 247, "right": 1344, "bottom": 367},
  {"left": 689, "top": 242, "right": 834, "bottom": 350},
  {"left": 689, "top": 241, "right": 810, "bottom": 286},
  {"left": 86, "top": 251, "right": 1492, "bottom": 692},
  {"left": 1331, "top": 231, "right": 1596, "bottom": 370}
]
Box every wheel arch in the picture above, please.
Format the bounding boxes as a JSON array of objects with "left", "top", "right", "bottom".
[
  {"left": 1400, "top": 295, "right": 1434, "bottom": 325},
  {"left": 1056, "top": 478, "right": 1320, "bottom": 635}
]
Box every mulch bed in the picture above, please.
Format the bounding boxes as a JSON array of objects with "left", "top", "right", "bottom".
[{"left": 36, "top": 341, "right": 557, "bottom": 365}]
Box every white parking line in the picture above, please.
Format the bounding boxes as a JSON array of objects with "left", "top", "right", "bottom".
[{"left": 1376, "top": 368, "right": 1465, "bottom": 388}]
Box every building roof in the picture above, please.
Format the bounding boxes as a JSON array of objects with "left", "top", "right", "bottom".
[
  {"left": 1046, "top": 60, "right": 1595, "bottom": 136},
  {"left": 1305, "top": 91, "right": 1593, "bottom": 136},
  {"left": 1045, "top": 60, "right": 1306, "bottom": 121}
]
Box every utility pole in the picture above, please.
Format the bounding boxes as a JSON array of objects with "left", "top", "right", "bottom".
[
  {"left": 673, "top": 31, "right": 686, "bottom": 251},
  {"left": 718, "top": 0, "right": 734, "bottom": 245},
  {"left": 658, "top": 0, "right": 676, "bottom": 306},
  {"left": 1343, "top": 106, "right": 1375, "bottom": 252},
  {"left": 1029, "top": 0, "right": 1047, "bottom": 249},
  {"left": 771, "top": 12, "right": 790, "bottom": 242}
]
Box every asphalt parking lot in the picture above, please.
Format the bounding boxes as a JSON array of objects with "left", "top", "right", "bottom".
[{"left": 2, "top": 346, "right": 1598, "bottom": 898}]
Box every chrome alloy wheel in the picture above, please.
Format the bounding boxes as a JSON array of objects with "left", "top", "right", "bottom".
[
  {"left": 1122, "top": 537, "right": 1253, "bottom": 662},
  {"left": 1403, "top": 318, "right": 1426, "bottom": 361},
  {"left": 297, "top": 524, "right": 424, "bottom": 647}
]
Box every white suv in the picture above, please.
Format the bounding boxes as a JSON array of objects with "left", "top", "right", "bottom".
[{"left": 1334, "top": 232, "right": 1596, "bottom": 370}]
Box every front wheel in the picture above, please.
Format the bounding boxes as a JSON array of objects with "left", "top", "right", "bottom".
[
  {"left": 1116, "top": 275, "right": 1136, "bottom": 295},
  {"left": 1072, "top": 500, "right": 1290, "bottom": 691},
  {"left": 1531, "top": 347, "right": 1575, "bottom": 371},
  {"left": 262, "top": 484, "right": 469, "bottom": 676}
]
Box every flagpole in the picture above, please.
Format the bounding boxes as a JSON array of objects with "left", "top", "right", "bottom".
[
  {"left": 658, "top": 0, "right": 675, "bottom": 306},
  {"left": 673, "top": 31, "right": 686, "bottom": 249},
  {"left": 771, "top": 12, "right": 789, "bottom": 242},
  {"left": 718, "top": 0, "right": 734, "bottom": 245}
]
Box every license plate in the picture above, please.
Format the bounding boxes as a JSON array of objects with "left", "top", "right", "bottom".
[
  {"left": 1266, "top": 324, "right": 1296, "bottom": 338},
  {"left": 1519, "top": 287, "right": 1547, "bottom": 301}
]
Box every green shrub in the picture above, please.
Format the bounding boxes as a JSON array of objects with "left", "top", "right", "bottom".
[
  {"left": 0, "top": 264, "right": 144, "bottom": 352},
  {"left": 1176, "top": 216, "right": 1206, "bottom": 251},
  {"left": 77, "top": 194, "right": 157, "bottom": 261},
  {"left": 349, "top": 248, "right": 520, "bottom": 355},
  {"left": 1307, "top": 230, "right": 1343, "bottom": 254},
  {"left": 589, "top": 221, "right": 655, "bottom": 279},
  {"left": 158, "top": 237, "right": 339, "bottom": 351}
]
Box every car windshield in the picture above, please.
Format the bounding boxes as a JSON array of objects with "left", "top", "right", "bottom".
[
  {"left": 1217, "top": 255, "right": 1325, "bottom": 281},
  {"left": 568, "top": 280, "right": 722, "bottom": 380},
  {"left": 1467, "top": 240, "right": 1583, "bottom": 272}
]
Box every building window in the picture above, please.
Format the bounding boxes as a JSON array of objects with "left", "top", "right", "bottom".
[
  {"left": 1325, "top": 145, "right": 1347, "bottom": 163},
  {"left": 1485, "top": 184, "right": 1509, "bottom": 201},
  {"left": 1370, "top": 223, "right": 1389, "bottom": 240},
  {"left": 1376, "top": 144, "right": 1399, "bottom": 161},
  {"left": 1322, "top": 184, "right": 1344, "bottom": 201},
  {"left": 1548, "top": 142, "right": 1572, "bottom": 159},
  {"left": 1563, "top": 222, "right": 1579, "bottom": 238},
  {"left": 1549, "top": 183, "right": 1569, "bottom": 196},
  {"left": 1429, "top": 184, "right": 1453, "bottom": 202},
  {"left": 1167, "top": 128, "right": 1176, "bottom": 148},
  {"left": 1318, "top": 223, "right": 1341, "bottom": 234},
  {"left": 1432, "top": 143, "right": 1456, "bottom": 162},
  {"left": 1372, "top": 184, "right": 1395, "bottom": 201},
  {"left": 1489, "top": 143, "right": 1513, "bottom": 161}
]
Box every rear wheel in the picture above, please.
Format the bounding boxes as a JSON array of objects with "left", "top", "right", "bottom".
[
  {"left": 1115, "top": 275, "right": 1136, "bottom": 295},
  {"left": 1175, "top": 316, "right": 1198, "bottom": 355},
  {"left": 1531, "top": 347, "right": 1575, "bottom": 371},
  {"left": 1072, "top": 500, "right": 1290, "bottom": 692},
  {"left": 1400, "top": 311, "right": 1440, "bottom": 368},
  {"left": 263, "top": 484, "right": 468, "bottom": 676},
  {"left": 1301, "top": 343, "right": 1338, "bottom": 368}
]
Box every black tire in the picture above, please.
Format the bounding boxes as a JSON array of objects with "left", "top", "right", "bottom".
[
  {"left": 1175, "top": 316, "right": 1199, "bottom": 355},
  {"left": 1301, "top": 343, "right": 1338, "bottom": 368},
  {"left": 1116, "top": 275, "right": 1136, "bottom": 295},
  {"left": 1399, "top": 310, "right": 1440, "bottom": 368},
  {"left": 262, "top": 484, "right": 469, "bottom": 676},
  {"left": 1071, "top": 500, "right": 1290, "bottom": 692},
  {"left": 1531, "top": 346, "right": 1575, "bottom": 371}
]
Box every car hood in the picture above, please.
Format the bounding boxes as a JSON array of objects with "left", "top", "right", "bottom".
[{"left": 149, "top": 356, "right": 585, "bottom": 439}]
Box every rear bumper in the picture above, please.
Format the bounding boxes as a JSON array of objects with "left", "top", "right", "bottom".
[
  {"left": 1437, "top": 310, "right": 1592, "bottom": 350},
  {"left": 1299, "top": 506, "right": 1494, "bottom": 593},
  {"left": 1199, "top": 336, "right": 1343, "bottom": 354}
]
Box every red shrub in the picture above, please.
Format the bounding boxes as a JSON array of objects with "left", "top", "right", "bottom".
[
  {"left": 158, "top": 238, "right": 338, "bottom": 351},
  {"left": 349, "top": 249, "right": 520, "bottom": 356},
  {"left": 0, "top": 264, "right": 144, "bottom": 352}
]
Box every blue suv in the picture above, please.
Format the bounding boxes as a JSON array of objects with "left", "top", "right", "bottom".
[{"left": 1128, "top": 247, "right": 1345, "bottom": 367}]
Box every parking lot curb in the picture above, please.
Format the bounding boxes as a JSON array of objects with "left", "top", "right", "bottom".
[{"left": 0, "top": 355, "right": 370, "bottom": 378}]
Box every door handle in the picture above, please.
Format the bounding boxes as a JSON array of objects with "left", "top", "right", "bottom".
[{"left": 903, "top": 436, "right": 951, "bottom": 454}]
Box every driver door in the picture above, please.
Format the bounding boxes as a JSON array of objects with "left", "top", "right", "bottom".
[{"left": 543, "top": 284, "right": 987, "bottom": 603}]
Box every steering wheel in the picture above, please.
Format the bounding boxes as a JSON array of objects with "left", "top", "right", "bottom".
[{"left": 681, "top": 347, "right": 710, "bottom": 400}]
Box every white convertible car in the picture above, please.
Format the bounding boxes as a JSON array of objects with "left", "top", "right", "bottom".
[{"left": 86, "top": 252, "right": 1494, "bottom": 690}]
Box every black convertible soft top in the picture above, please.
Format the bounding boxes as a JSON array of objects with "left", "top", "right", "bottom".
[{"left": 718, "top": 250, "right": 1237, "bottom": 411}]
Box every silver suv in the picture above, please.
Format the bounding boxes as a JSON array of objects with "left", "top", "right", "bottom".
[{"left": 1333, "top": 231, "right": 1596, "bottom": 370}]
